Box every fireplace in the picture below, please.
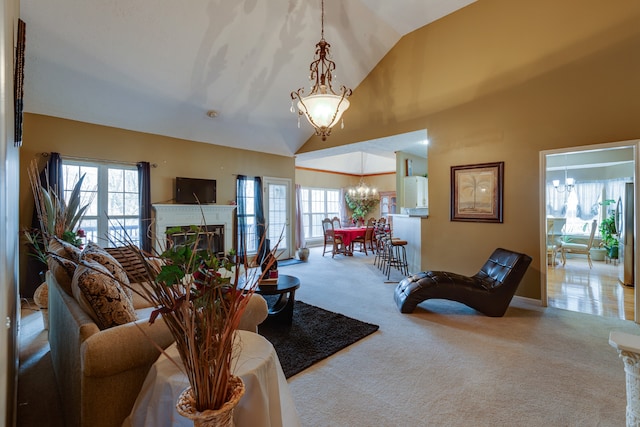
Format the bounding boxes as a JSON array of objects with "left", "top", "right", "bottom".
[
  {"left": 152, "top": 204, "right": 236, "bottom": 255},
  {"left": 167, "top": 224, "right": 225, "bottom": 256}
]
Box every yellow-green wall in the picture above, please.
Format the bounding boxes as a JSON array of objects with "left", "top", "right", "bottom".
[{"left": 298, "top": 0, "right": 640, "bottom": 299}]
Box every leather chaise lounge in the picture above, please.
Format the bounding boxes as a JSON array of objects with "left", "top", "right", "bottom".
[{"left": 394, "top": 248, "right": 532, "bottom": 317}]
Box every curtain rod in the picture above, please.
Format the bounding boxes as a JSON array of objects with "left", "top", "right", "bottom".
[{"left": 40, "top": 152, "right": 157, "bottom": 168}]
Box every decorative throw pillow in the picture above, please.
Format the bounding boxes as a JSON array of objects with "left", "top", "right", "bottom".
[
  {"left": 71, "top": 259, "right": 137, "bottom": 329},
  {"left": 80, "top": 242, "right": 132, "bottom": 301},
  {"left": 48, "top": 236, "right": 82, "bottom": 263},
  {"left": 47, "top": 254, "right": 77, "bottom": 295}
]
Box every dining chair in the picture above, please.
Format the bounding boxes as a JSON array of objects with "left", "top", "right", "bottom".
[
  {"left": 322, "top": 218, "right": 345, "bottom": 257},
  {"left": 352, "top": 219, "right": 375, "bottom": 255},
  {"left": 331, "top": 216, "right": 341, "bottom": 230},
  {"left": 560, "top": 219, "right": 597, "bottom": 268}
]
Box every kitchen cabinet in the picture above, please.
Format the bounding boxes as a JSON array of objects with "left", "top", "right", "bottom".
[{"left": 404, "top": 176, "right": 428, "bottom": 208}]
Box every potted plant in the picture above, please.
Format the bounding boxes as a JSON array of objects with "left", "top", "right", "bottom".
[
  {"left": 115, "top": 228, "right": 279, "bottom": 426},
  {"left": 599, "top": 213, "right": 619, "bottom": 259},
  {"left": 345, "top": 192, "right": 378, "bottom": 225}
]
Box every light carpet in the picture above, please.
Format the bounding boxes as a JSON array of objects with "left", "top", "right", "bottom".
[
  {"left": 17, "top": 246, "right": 640, "bottom": 426},
  {"left": 280, "top": 246, "right": 640, "bottom": 427}
]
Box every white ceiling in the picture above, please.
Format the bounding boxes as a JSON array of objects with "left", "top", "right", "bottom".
[{"left": 20, "top": 0, "right": 475, "bottom": 171}]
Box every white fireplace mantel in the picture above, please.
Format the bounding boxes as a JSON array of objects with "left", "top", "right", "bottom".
[{"left": 152, "top": 204, "right": 236, "bottom": 253}]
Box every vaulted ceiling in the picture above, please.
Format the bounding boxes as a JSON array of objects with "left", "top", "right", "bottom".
[{"left": 20, "top": 0, "right": 476, "bottom": 171}]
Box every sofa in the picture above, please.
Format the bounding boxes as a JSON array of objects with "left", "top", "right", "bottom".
[{"left": 46, "top": 240, "right": 268, "bottom": 427}]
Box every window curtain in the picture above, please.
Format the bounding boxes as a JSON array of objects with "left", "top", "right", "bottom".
[
  {"left": 574, "top": 181, "right": 602, "bottom": 220},
  {"left": 339, "top": 188, "right": 348, "bottom": 226},
  {"left": 137, "top": 161, "right": 152, "bottom": 252},
  {"left": 254, "top": 176, "right": 266, "bottom": 256},
  {"left": 295, "top": 184, "right": 306, "bottom": 250},
  {"left": 47, "top": 152, "right": 63, "bottom": 195},
  {"left": 236, "top": 175, "right": 249, "bottom": 259},
  {"left": 546, "top": 183, "right": 566, "bottom": 217}
]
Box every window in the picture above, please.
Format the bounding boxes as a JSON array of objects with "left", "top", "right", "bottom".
[
  {"left": 62, "top": 160, "right": 140, "bottom": 247},
  {"left": 300, "top": 187, "right": 341, "bottom": 239},
  {"left": 546, "top": 178, "right": 629, "bottom": 236},
  {"left": 237, "top": 178, "right": 258, "bottom": 254}
]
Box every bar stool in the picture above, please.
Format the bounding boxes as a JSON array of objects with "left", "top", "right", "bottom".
[{"left": 386, "top": 238, "right": 408, "bottom": 279}]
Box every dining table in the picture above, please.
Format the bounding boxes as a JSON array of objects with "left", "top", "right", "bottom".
[{"left": 334, "top": 226, "right": 368, "bottom": 250}]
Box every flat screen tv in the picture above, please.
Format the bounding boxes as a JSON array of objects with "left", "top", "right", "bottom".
[{"left": 175, "top": 177, "right": 216, "bottom": 204}]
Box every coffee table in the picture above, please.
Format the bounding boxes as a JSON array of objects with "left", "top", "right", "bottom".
[{"left": 256, "top": 274, "right": 300, "bottom": 325}]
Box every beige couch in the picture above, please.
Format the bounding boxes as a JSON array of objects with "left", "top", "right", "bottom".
[{"left": 47, "top": 259, "right": 268, "bottom": 427}]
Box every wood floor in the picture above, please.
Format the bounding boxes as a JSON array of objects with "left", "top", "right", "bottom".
[{"left": 547, "top": 255, "right": 635, "bottom": 320}]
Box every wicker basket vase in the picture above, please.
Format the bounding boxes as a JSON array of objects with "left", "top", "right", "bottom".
[{"left": 176, "top": 376, "right": 245, "bottom": 427}]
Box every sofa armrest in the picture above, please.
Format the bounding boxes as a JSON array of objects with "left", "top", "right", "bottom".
[{"left": 81, "top": 312, "right": 174, "bottom": 377}]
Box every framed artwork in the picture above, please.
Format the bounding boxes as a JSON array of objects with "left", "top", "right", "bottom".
[
  {"left": 14, "top": 19, "right": 25, "bottom": 147},
  {"left": 450, "top": 161, "right": 504, "bottom": 223},
  {"left": 405, "top": 159, "right": 412, "bottom": 176}
]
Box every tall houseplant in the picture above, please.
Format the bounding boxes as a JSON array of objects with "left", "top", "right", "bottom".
[{"left": 599, "top": 213, "right": 619, "bottom": 258}]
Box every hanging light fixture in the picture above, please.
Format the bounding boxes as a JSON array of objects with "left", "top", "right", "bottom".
[
  {"left": 553, "top": 156, "right": 575, "bottom": 193},
  {"left": 347, "top": 153, "right": 378, "bottom": 202},
  {"left": 290, "top": 0, "right": 352, "bottom": 141}
]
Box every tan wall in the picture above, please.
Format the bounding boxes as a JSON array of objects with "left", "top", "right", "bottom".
[
  {"left": 20, "top": 113, "right": 295, "bottom": 286},
  {"left": 297, "top": 0, "right": 640, "bottom": 299}
]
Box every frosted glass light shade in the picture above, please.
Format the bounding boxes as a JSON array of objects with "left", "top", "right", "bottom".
[{"left": 298, "top": 94, "right": 350, "bottom": 129}]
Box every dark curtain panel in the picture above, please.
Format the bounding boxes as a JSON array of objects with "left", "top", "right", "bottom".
[
  {"left": 254, "top": 176, "right": 265, "bottom": 245},
  {"left": 137, "top": 162, "right": 152, "bottom": 252},
  {"left": 47, "top": 152, "right": 63, "bottom": 195},
  {"left": 236, "top": 175, "right": 248, "bottom": 259}
]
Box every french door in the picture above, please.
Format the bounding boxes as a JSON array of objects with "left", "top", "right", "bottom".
[{"left": 264, "top": 177, "right": 292, "bottom": 259}]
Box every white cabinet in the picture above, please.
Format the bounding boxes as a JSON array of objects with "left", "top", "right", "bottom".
[{"left": 404, "top": 176, "right": 428, "bottom": 208}]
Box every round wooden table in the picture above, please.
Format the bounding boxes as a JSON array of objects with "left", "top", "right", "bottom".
[{"left": 256, "top": 274, "right": 300, "bottom": 324}]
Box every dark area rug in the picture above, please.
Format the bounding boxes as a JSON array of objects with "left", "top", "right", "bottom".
[{"left": 258, "top": 301, "right": 379, "bottom": 378}]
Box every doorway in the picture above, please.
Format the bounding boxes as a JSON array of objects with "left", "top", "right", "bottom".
[
  {"left": 264, "top": 177, "right": 292, "bottom": 260},
  {"left": 541, "top": 140, "right": 639, "bottom": 322}
]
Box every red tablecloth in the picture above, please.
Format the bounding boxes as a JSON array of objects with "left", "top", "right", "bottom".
[{"left": 334, "top": 227, "right": 367, "bottom": 247}]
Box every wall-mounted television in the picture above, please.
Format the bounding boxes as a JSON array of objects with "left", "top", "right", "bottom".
[{"left": 175, "top": 177, "right": 216, "bottom": 204}]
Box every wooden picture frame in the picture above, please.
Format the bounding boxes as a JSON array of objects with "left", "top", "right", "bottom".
[
  {"left": 405, "top": 159, "right": 412, "bottom": 176},
  {"left": 450, "top": 161, "right": 504, "bottom": 223}
]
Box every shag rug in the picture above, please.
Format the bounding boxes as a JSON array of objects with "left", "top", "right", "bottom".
[{"left": 259, "top": 301, "right": 379, "bottom": 378}]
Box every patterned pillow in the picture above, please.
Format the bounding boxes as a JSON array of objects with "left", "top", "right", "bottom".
[
  {"left": 48, "top": 236, "right": 82, "bottom": 263},
  {"left": 80, "top": 242, "right": 132, "bottom": 300},
  {"left": 47, "top": 254, "right": 77, "bottom": 295},
  {"left": 71, "top": 259, "right": 137, "bottom": 330}
]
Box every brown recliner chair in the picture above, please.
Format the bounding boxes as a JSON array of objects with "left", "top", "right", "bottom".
[{"left": 394, "top": 248, "right": 532, "bottom": 317}]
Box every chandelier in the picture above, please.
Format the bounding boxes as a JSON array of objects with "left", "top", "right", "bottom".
[
  {"left": 552, "top": 177, "right": 574, "bottom": 193},
  {"left": 347, "top": 178, "right": 378, "bottom": 201},
  {"left": 553, "top": 160, "right": 574, "bottom": 193},
  {"left": 290, "top": 0, "right": 352, "bottom": 141},
  {"left": 346, "top": 153, "right": 378, "bottom": 202}
]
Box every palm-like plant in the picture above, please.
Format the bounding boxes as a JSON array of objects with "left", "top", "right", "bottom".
[{"left": 27, "top": 160, "right": 91, "bottom": 250}]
